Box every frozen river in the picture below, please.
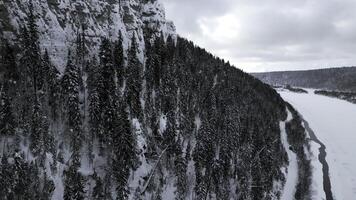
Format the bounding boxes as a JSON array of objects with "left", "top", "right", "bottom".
[{"left": 279, "top": 89, "right": 356, "bottom": 200}]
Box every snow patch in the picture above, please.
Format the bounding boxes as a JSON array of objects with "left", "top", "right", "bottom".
[
  {"left": 159, "top": 114, "right": 167, "bottom": 134},
  {"left": 194, "top": 115, "right": 201, "bottom": 131}
]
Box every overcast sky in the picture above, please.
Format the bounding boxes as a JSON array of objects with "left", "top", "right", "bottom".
[{"left": 161, "top": 0, "right": 356, "bottom": 72}]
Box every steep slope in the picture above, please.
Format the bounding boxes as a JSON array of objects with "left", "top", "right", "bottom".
[
  {"left": 252, "top": 67, "right": 356, "bottom": 92},
  {"left": 0, "top": 1, "right": 311, "bottom": 200}
]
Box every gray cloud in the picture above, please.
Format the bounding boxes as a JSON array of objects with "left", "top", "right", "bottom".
[
  {"left": 162, "top": 0, "right": 235, "bottom": 34},
  {"left": 161, "top": 0, "right": 356, "bottom": 72}
]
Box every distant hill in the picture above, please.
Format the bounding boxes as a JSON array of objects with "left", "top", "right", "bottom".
[{"left": 252, "top": 67, "right": 356, "bottom": 92}]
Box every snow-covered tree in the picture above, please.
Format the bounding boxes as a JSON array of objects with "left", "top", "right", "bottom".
[
  {"left": 61, "top": 52, "right": 82, "bottom": 151},
  {"left": 0, "top": 84, "right": 16, "bottom": 136},
  {"left": 126, "top": 35, "right": 143, "bottom": 118},
  {"left": 114, "top": 31, "right": 125, "bottom": 89},
  {"left": 64, "top": 152, "right": 85, "bottom": 200},
  {"left": 112, "top": 105, "right": 136, "bottom": 199}
]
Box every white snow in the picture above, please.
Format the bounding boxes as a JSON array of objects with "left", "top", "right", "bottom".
[
  {"left": 52, "top": 163, "right": 65, "bottom": 200},
  {"left": 159, "top": 114, "right": 167, "bottom": 134},
  {"left": 186, "top": 137, "right": 197, "bottom": 200},
  {"left": 161, "top": 173, "right": 177, "bottom": 200},
  {"left": 128, "top": 118, "right": 153, "bottom": 199},
  {"left": 279, "top": 88, "right": 356, "bottom": 200},
  {"left": 280, "top": 109, "right": 299, "bottom": 200},
  {"left": 308, "top": 139, "right": 325, "bottom": 200},
  {"left": 194, "top": 115, "right": 201, "bottom": 131}
]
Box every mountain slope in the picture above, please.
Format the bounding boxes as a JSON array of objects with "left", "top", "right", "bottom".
[
  {"left": 0, "top": 1, "right": 311, "bottom": 199},
  {"left": 252, "top": 67, "right": 356, "bottom": 92}
]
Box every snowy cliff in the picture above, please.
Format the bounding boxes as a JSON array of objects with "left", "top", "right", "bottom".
[{"left": 0, "top": 0, "right": 176, "bottom": 72}]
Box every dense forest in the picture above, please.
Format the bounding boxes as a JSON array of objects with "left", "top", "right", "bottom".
[
  {"left": 0, "top": 2, "right": 311, "bottom": 200},
  {"left": 314, "top": 90, "right": 356, "bottom": 104}
]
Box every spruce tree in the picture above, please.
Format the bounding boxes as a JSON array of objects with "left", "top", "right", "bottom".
[
  {"left": 92, "top": 171, "right": 105, "bottom": 199},
  {"left": 0, "top": 84, "right": 16, "bottom": 136},
  {"left": 64, "top": 151, "right": 85, "bottom": 200},
  {"left": 174, "top": 145, "right": 188, "bottom": 200},
  {"left": 112, "top": 105, "right": 136, "bottom": 200},
  {"left": 42, "top": 173, "right": 55, "bottom": 199},
  {"left": 114, "top": 31, "right": 125, "bottom": 89},
  {"left": 61, "top": 53, "right": 82, "bottom": 151},
  {"left": 0, "top": 154, "right": 14, "bottom": 198},
  {"left": 2, "top": 42, "right": 19, "bottom": 85},
  {"left": 152, "top": 36, "right": 164, "bottom": 89},
  {"left": 87, "top": 58, "right": 102, "bottom": 152},
  {"left": 17, "top": 2, "right": 42, "bottom": 133},
  {"left": 24, "top": 0, "right": 43, "bottom": 92},
  {"left": 42, "top": 50, "right": 60, "bottom": 120},
  {"left": 144, "top": 40, "right": 158, "bottom": 129},
  {"left": 75, "top": 28, "right": 86, "bottom": 109},
  {"left": 126, "top": 35, "right": 142, "bottom": 118},
  {"left": 30, "top": 97, "right": 45, "bottom": 155},
  {"left": 97, "top": 38, "right": 118, "bottom": 145}
]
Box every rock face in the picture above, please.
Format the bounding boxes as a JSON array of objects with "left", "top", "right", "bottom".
[{"left": 0, "top": 0, "right": 176, "bottom": 72}]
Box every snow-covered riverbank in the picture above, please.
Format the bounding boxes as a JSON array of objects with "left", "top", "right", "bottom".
[
  {"left": 280, "top": 110, "right": 298, "bottom": 200},
  {"left": 279, "top": 89, "right": 356, "bottom": 200}
]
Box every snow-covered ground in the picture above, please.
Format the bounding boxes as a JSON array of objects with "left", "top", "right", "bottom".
[
  {"left": 280, "top": 110, "right": 298, "bottom": 200},
  {"left": 279, "top": 89, "right": 356, "bottom": 200}
]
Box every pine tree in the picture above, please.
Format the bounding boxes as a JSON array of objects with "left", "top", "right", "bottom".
[
  {"left": 0, "top": 154, "right": 15, "bottom": 198},
  {"left": 163, "top": 113, "right": 176, "bottom": 153},
  {"left": 126, "top": 35, "right": 143, "bottom": 118},
  {"left": 42, "top": 173, "right": 55, "bottom": 200},
  {"left": 166, "top": 35, "right": 176, "bottom": 61},
  {"left": 0, "top": 84, "right": 16, "bottom": 136},
  {"left": 92, "top": 171, "right": 105, "bottom": 200},
  {"left": 64, "top": 151, "right": 85, "bottom": 200},
  {"left": 42, "top": 50, "right": 60, "bottom": 120},
  {"left": 114, "top": 31, "right": 125, "bottom": 89},
  {"left": 30, "top": 97, "right": 45, "bottom": 155},
  {"left": 145, "top": 39, "right": 155, "bottom": 93},
  {"left": 2, "top": 42, "right": 19, "bottom": 85},
  {"left": 174, "top": 144, "right": 188, "bottom": 200},
  {"left": 17, "top": 2, "right": 43, "bottom": 134},
  {"left": 61, "top": 52, "right": 82, "bottom": 151},
  {"left": 23, "top": 0, "right": 43, "bottom": 92},
  {"left": 152, "top": 35, "right": 164, "bottom": 89},
  {"left": 97, "top": 38, "right": 118, "bottom": 145},
  {"left": 112, "top": 105, "right": 136, "bottom": 200},
  {"left": 144, "top": 40, "right": 158, "bottom": 129},
  {"left": 27, "top": 161, "right": 41, "bottom": 200},
  {"left": 193, "top": 120, "right": 215, "bottom": 199},
  {"left": 87, "top": 58, "right": 102, "bottom": 155},
  {"left": 160, "top": 62, "right": 177, "bottom": 114},
  {"left": 12, "top": 153, "right": 40, "bottom": 200},
  {"left": 75, "top": 28, "right": 86, "bottom": 110}
]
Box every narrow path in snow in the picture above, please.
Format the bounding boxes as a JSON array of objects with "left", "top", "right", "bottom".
[
  {"left": 303, "top": 119, "right": 333, "bottom": 200},
  {"left": 280, "top": 110, "right": 298, "bottom": 200}
]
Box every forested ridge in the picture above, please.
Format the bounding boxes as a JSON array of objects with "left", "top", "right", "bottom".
[
  {"left": 253, "top": 67, "right": 356, "bottom": 92},
  {"left": 0, "top": 2, "right": 311, "bottom": 199}
]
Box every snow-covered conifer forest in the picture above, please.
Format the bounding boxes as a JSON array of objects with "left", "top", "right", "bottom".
[{"left": 0, "top": 0, "right": 313, "bottom": 199}]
